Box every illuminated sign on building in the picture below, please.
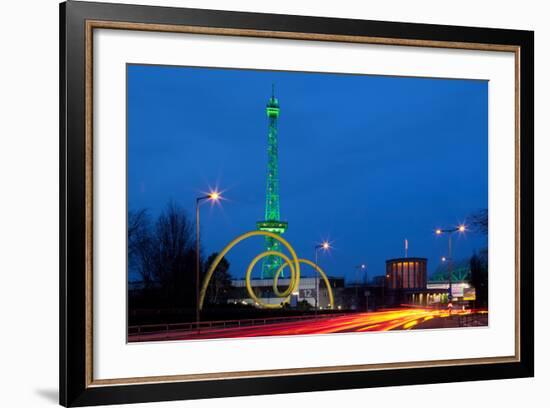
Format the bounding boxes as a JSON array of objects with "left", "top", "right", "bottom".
[{"left": 463, "top": 287, "right": 476, "bottom": 301}]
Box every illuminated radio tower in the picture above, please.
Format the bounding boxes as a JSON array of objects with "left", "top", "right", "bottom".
[{"left": 257, "top": 85, "right": 288, "bottom": 279}]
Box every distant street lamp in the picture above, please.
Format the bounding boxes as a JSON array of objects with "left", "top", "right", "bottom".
[
  {"left": 435, "top": 225, "right": 467, "bottom": 304},
  {"left": 355, "top": 264, "right": 367, "bottom": 284},
  {"left": 314, "top": 241, "right": 331, "bottom": 314},
  {"left": 195, "top": 190, "right": 222, "bottom": 332},
  {"left": 383, "top": 273, "right": 390, "bottom": 308},
  {"left": 355, "top": 264, "right": 366, "bottom": 310}
]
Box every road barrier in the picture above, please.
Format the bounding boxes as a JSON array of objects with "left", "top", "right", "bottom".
[
  {"left": 457, "top": 311, "right": 488, "bottom": 327},
  {"left": 128, "top": 312, "right": 348, "bottom": 341}
]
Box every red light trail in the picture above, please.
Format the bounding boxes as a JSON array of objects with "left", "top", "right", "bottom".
[{"left": 129, "top": 308, "right": 487, "bottom": 342}]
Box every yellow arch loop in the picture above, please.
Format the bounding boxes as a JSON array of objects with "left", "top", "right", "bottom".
[
  {"left": 198, "top": 230, "right": 300, "bottom": 310},
  {"left": 273, "top": 258, "right": 335, "bottom": 310},
  {"left": 245, "top": 251, "right": 295, "bottom": 309}
]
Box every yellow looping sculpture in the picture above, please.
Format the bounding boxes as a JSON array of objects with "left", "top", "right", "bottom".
[
  {"left": 245, "top": 250, "right": 295, "bottom": 308},
  {"left": 198, "top": 231, "right": 300, "bottom": 310},
  {"left": 199, "top": 230, "right": 334, "bottom": 310},
  {"left": 273, "top": 258, "right": 335, "bottom": 309}
]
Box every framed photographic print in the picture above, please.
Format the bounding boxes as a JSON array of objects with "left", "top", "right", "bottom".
[{"left": 60, "top": 1, "right": 534, "bottom": 406}]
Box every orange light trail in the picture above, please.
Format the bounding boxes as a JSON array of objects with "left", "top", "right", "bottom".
[{"left": 129, "top": 308, "right": 485, "bottom": 342}]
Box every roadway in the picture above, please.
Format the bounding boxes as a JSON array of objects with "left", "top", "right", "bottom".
[{"left": 129, "top": 308, "right": 487, "bottom": 342}]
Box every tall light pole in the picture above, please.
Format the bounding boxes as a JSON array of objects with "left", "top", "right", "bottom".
[
  {"left": 355, "top": 264, "right": 366, "bottom": 310},
  {"left": 382, "top": 273, "right": 390, "bottom": 309},
  {"left": 314, "top": 241, "right": 330, "bottom": 314},
  {"left": 435, "top": 225, "right": 466, "bottom": 307},
  {"left": 195, "top": 190, "right": 221, "bottom": 332}
]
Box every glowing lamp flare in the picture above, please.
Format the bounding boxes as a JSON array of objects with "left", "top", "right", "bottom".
[
  {"left": 208, "top": 191, "right": 221, "bottom": 201},
  {"left": 458, "top": 225, "right": 466, "bottom": 232}
]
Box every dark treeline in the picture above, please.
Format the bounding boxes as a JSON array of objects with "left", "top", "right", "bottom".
[
  {"left": 467, "top": 209, "right": 489, "bottom": 308},
  {"left": 128, "top": 201, "right": 233, "bottom": 321}
]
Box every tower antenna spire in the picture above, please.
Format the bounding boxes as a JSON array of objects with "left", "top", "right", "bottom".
[{"left": 257, "top": 86, "right": 287, "bottom": 279}]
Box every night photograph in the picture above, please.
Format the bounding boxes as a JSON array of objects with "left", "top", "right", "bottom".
[{"left": 126, "top": 64, "right": 489, "bottom": 342}]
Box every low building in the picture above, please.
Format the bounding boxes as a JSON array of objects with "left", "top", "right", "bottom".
[
  {"left": 387, "top": 280, "right": 475, "bottom": 307},
  {"left": 424, "top": 281, "right": 475, "bottom": 303},
  {"left": 228, "top": 276, "right": 345, "bottom": 309}
]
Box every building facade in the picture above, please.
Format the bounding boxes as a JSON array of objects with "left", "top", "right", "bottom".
[
  {"left": 228, "top": 277, "right": 345, "bottom": 309},
  {"left": 385, "top": 257, "right": 427, "bottom": 290}
]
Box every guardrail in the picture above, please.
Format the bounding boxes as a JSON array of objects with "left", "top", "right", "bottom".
[
  {"left": 128, "top": 312, "right": 348, "bottom": 340},
  {"left": 457, "top": 311, "right": 488, "bottom": 327}
]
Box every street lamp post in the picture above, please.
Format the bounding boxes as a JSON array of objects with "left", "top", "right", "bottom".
[
  {"left": 435, "top": 225, "right": 466, "bottom": 309},
  {"left": 314, "top": 241, "right": 330, "bottom": 314},
  {"left": 355, "top": 264, "right": 366, "bottom": 310},
  {"left": 364, "top": 265, "right": 369, "bottom": 311},
  {"left": 195, "top": 191, "right": 221, "bottom": 332},
  {"left": 382, "top": 273, "right": 389, "bottom": 309}
]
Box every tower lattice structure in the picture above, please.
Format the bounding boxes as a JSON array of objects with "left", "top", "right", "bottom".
[{"left": 257, "top": 86, "right": 288, "bottom": 279}]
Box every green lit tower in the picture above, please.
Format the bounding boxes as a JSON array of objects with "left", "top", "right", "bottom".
[{"left": 257, "top": 85, "right": 288, "bottom": 279}]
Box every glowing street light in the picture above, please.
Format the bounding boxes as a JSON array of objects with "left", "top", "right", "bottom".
[
  {"left": 316, "top": 241, "right": 331, "bottom": 252},
  {"left": 356, "top": 263, "right": 367, "bottom": 284},
  {"left": 209, "top": 191, "right": 220, "bottom": 201},
  {"left": 434, "top": 224, "right": 467, "bottom": 304},
  {"left": 195, "top": 190, "right": 223, "bottom": 332},
  {"left": 355, "top": 263, "right": 368, "bottom": 311},
  {"left": 314, "top": 241, "right": 331, "bottom": 314}
]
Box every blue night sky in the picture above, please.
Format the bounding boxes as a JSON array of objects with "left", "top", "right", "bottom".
[{"left": 127, "top": 64, "right": 488, "bottom": 283}]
